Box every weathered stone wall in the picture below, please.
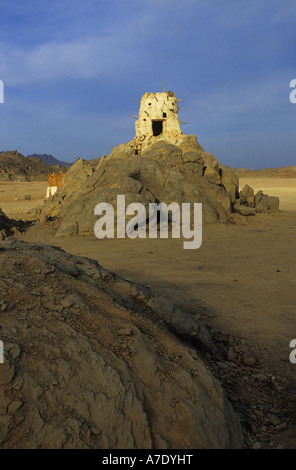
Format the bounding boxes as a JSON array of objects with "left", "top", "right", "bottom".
[{"left": 134, "top": 92, "right": 183, "bottom": 152}]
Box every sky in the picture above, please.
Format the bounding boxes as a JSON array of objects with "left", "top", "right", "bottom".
[{"left": 0, "top": 0, "right": 295, "bottom": 168}]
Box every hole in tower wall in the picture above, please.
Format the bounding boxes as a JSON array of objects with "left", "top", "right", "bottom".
[{"left": 152, "top": 120, "right": 163, "bottom": 136}]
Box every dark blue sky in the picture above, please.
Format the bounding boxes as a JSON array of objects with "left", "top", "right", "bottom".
[{"left": 0, "top": 0, "right": 295, "bottom": 168}]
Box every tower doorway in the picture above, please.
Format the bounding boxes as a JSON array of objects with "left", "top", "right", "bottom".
[{"left": 152, "top": 120, "right": 163, "bottom": 136}]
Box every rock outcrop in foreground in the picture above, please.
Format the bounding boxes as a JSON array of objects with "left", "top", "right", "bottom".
[{"left": 0, "top": 238, "right": 243, "bottom": 448}]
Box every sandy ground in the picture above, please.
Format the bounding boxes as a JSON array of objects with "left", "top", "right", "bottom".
[
  {"left": 0, "top": 181, "right": 47, "bottom": 219},
  {"left": 1, "top": 178, "right": 296, "bottom": 446},
  {"left": 1, "top": 178, "right": 295, "bottom": 373}
]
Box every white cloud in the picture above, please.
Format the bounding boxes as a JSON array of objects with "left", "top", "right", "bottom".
[
  {"left": 0, "top": 0, "right": 204, "bottom": 86},
  {"left": 1, "top": 34, "right": 138, "bottom": 85}
]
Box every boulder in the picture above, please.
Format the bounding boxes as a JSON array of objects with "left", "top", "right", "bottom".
[
  {"left": 203, "top": 166, "right": 221, "bottom": 185},
  {"left": 103, "top": 143, "right": 135, "bottom": 162},
  {"left": 182, "top": 151, "right": 205, "bottom": 165},
  {"left": 219, "top": 165, "right": 239, "bottom": 204},
  {"left": 202, "top": 152, "right": 219, "bottom": 170},
  {"left": 233, "top": 201, "right": 255, "bottom": 216},
  {"left": 0, "top": 238, "right": 243, "bottom": 449},
  {"left": 254, "top": 191, "right": 279, "bottom": 213},
  {"left": 174, "top": 133, "right": 204, "bottom": 155},
  {"left": 239, "top": 184, "right": 255, "bottom": 207}
]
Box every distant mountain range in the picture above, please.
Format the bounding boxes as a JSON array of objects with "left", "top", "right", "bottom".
[{"left": 27, "top": 153, "right": 72, "bottom": 167}]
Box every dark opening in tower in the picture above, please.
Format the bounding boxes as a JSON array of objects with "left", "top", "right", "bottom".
[{"left": 152, "top": 120, "right": 163, "bottom": 136}]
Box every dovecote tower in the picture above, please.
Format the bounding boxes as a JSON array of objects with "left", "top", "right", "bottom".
[{"left": 130, "top": 91, "right": 185, "bottom": 154}]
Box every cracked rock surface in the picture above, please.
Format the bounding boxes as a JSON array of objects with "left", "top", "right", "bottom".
[{"left": 0, "top": 238, "right": 243, "bottom": 449}]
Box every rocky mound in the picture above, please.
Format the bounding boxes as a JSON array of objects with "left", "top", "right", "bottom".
[
  {"left": 235, "top": 166, "right": 296, "bottom": 178},
  {"left": 0, "top": 238, "right": 243, "bottom": 449},
  {"left": 0, "top": 150, "right": 67, "bottom": 182},
  {"left": 40, "top": 135, "right": 280, "bottom": 237},
  {"left": 41, "top": 135, "right": 241, "bottom": 236}
]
